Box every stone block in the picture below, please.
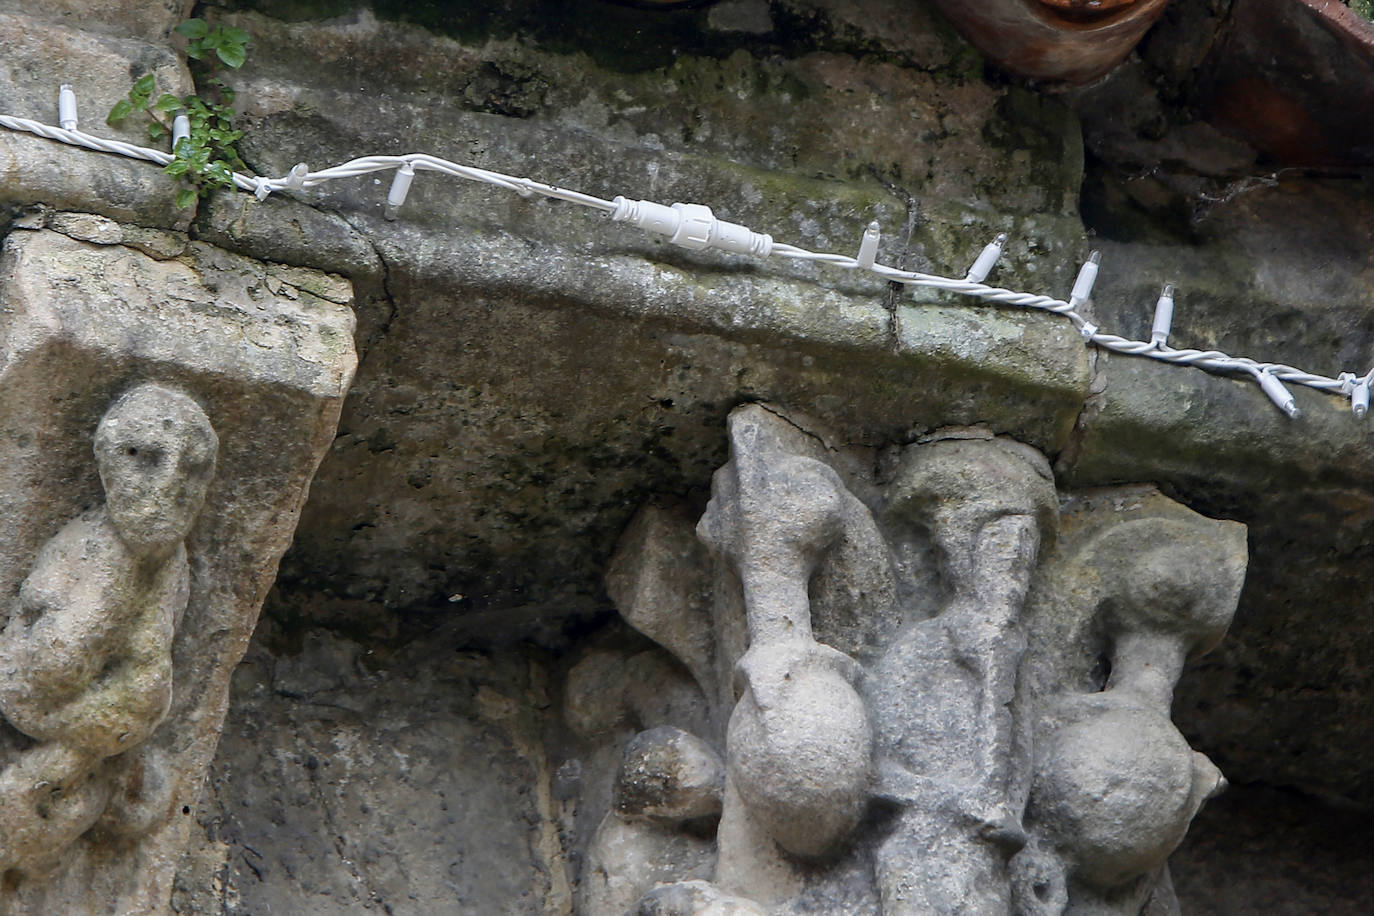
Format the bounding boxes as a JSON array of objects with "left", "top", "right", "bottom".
[{"left": 1063, "top": 351, "right": 1374, "bottom": 493}]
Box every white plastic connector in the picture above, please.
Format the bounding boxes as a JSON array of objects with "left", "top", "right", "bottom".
[
  {"left": 965, "top": 233, "right": 1007, "bottom": 284},
  {"left": 610, "top": 196, "right": 773, "bottom": 257},
  {"left": 856, "top": 221, "right": 880, "bottom": 269},
  {"left": 171, "top": 113, "right": 190, "bottom": 149},
  {"left": 58, "top": 84, "right": 78, "bottom": 131},
  {"left": 1079, "top": 322, "right": 1098, "bottom": 342},
  {"left": 1151, "top": 283, "right": 1175, "bottom": 348},
  {"left": 1069, "top": 250, "right": 1101, "bottom": 308},
  {"left": 285, "top": 163, "right": 310, "bottom": 191},
  {"left": 1354, "top": 377, "right": 1371, "bottom": 419},
  {"left": 1258, "top": 370, "right": 1301, "bottom": 419},
  {"left": 384, "top": 162, "right": 415, "bottom": 221}
]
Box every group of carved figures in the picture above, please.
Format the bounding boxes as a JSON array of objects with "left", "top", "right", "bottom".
[
  {"left": 0, "top": 387, "right": 1244, "bottom": 914},
  {"left": 569, "top": 404, "right": 1246, "bottom": 915},
  {"left": 0, "top": 385, "right": 217, "bottom": 890}
]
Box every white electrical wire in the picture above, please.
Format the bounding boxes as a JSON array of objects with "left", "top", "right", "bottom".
[{"left": 3, "top": 103, "right": 1369, "bottom": 420}]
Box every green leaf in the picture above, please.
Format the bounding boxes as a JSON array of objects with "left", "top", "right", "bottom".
[
  {"left": 154, "top": 93, "right": 182, "bottom": 114},
  {"left": 106, "top": 98, "right": 133, "bottom": 124},
  {"left": 174, "top": 18, "right": 209, "bottom": 39},
  {"left": 175, "top": 188, "right": 198, "bottom": 210},
  {"left": 131, "top": 73, "right": 156, "bottom": 100},
  {"left": 222, "top": 26, "right": 250, "bottom": 45},
  {"left": 216, "top": 42, "right": 247, "bottom": 69},
  {"left": 147, "top": 121, "right": 168, "bottom": 141},
  {"left": 165, "top": 157, "right": 189, "bottom": 177}
]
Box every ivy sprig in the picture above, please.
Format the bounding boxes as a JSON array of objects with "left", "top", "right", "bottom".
[
  {"left": 175, "top": 18, "right": 250, "bottom": 70},
  {"left": 106, "top": 18, "right": 251, "bottom": 209}
]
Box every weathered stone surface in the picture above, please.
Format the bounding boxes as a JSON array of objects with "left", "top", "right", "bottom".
[
  {"left": 615, "top": 726, "right": 724, "bottom": 823},
  {"left": 1171, "top": 785, "right": 1374, "bottom": 914},
  {"left": 634, "top": 878, "right": 767, "bottom": 915},
  {"left": 174, "top": 629, "right": 568, "bottom": 916},
  {"left": 0, "top": 226, "right": 354, "bottom": 913},
  {"left": 700, "top": 406, "right": 875, "bottom": 863},
  {"left": 1060, "top": 71, "right": 1374, "bottom": 813},
  {"left": 143, "top": 0, "right": 1093, "bottom": 639},
  {"left": 0, "top": 0, "right": 191, "bottom": 43},
  {"left": 0, "top": 135, "right": 189, "bottom": 233}
]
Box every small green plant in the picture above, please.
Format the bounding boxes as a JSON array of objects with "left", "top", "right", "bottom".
[
  {"left": 1351, "top": 0, "right": 1374, "bottom": 21},
  {"left": 107, "top": 19, "right": 250, "bottom": 209}
]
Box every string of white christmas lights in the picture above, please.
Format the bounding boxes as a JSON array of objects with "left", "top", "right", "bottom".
[{"left": 4, "top": 88, "right": 1369, "bottom": 420}]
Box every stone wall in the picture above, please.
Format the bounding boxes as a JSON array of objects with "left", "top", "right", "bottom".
[{"left": 1, "top": 0, "right": 1372, "bottom": 913}]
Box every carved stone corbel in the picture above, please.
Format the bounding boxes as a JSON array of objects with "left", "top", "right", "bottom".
[
  {"left": 0, "top": 225, "right": 355, "bottom": 914},
  {"left": 567, "top": 405, "right": 1247, "bottom": 915}
]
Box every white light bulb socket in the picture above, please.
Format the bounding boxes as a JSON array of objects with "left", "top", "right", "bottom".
[
  {"left": 856, "top": 221, "right": 880, "bottom": 269},
  {"left": 171, "top": 113, "right": 190, "bottom": 149},
  {"left": 285, "top": 163, "right": 310, "bottom": 191},
  {"left": 611, "top": 197, "right": 773, "bottom": 257},
  {"left": 1258, "top": 371, "right": 1301, "bottom": 419},
  {"left": 384, "top": 162, "right": 415, "bottom": 221},
  {"left": 58, "top": 84, "right": 78, "bottom": 131},
  {"left": 965, "top": 232, "right": 1007, "bottom": 284},
  {"left": 1069, "top": 250, "right": 1101, "bottom": 308},
  {"left": 1151, "top": 283, "right": 1175, "bottom": 348},
  {"left": 1353, "top": 380, "right": 1370, "bottom": 419}
]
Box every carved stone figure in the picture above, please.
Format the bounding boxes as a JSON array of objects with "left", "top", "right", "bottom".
[
  {"left": 870, "top": 436, "right": 1057, "bottom": 914},
  {"left": 566, "top": 404, "right": 1247, "bottom": 915},
  {"left": 0, "top": 227, "right": 355, "bottom": 914},
  {"left": 0, "top": 385, "right": 216, "bottom": 881},
  {"left": 697, "top": 408, "right": 874, "bottom": 863},
  {"left": 1012, "top": 498, "right": 1246, "bottom": 915}
]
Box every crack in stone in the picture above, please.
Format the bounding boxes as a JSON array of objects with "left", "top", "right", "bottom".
[
  {"left": 865, "top": 169, "right": 924, "bottom": 354},
  {"left": 1053, "top": 345, "right": 1107, "bottom": 480}
]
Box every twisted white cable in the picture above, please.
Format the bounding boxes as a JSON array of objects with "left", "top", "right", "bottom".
[{"left": 2, "top": 108, "right": 1367, "bottom": 419}]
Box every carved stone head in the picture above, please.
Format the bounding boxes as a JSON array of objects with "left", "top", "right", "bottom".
[{"left": 93, "top": 384, "right": 218, "bottom": 554}]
